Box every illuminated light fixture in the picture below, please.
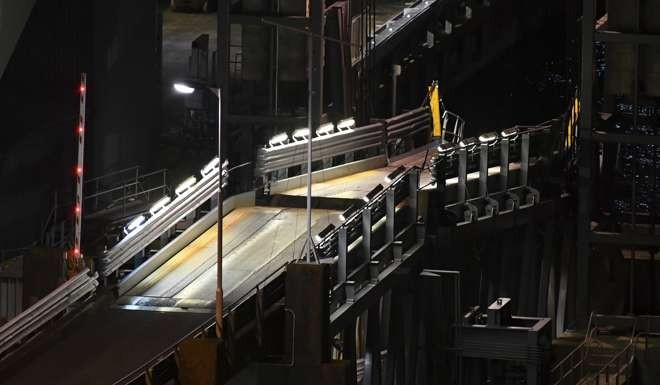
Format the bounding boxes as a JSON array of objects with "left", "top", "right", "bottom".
[
  {"left": 385, "top": 165, "right": 406, "bottom": 183},
  {"left": 501, "top": 127, "right": 519, "bottom": 140},
  {"left": 292, "top": 128, "right": 310, "bottom": 141},
  {"left": 459, "top": 137, "right": 479, "bottom": 152},
  {"left": 340, "top": 205, "right": 358, "bottom": 222},
  {"left": 201, "top": 157, "right": 220, "bottom": 177},
  {"left": 79, "top": 85, "right": 86, "bottom": 93},
  {"left": 173, "top": 83, "right": 195, "bottom": 94},
  {"left": 337, "top": 118, "right": 356, "bottom": 131},
  {"left": 175, "top": 176, "right": 197, "bottom": 196},
  {"left": 314, "top": 224, "right": 336, "bottom": 243},
  {"left": 478, "top": 132, "right": 498, "bottom": 146},
  {"left": 437, "top": 142, "right": 458, "bottom": 157},
  {"left": 78, "top": 125, "right": 84, "bottom": 134},
  {"left": 149, "top": 196, "right": 171, "bottom": 216},
  {"left": 221, "top": 159, "right": 229, "bottom": 188},
  {"left": 74, "top": 205, "right": 81, "bottom": 214},
  {"left": 123, "top": 215, "right": 146, "bottom": 235},
  {"left": 363, "top": 184, "right": 384, "bottom": 203},
  {"left": 76, "top": 166, "right": 83, "bottom": 176},
  {"left": 74, "top": 248, "right": 80, "bottom": 256},
  {"left": 318, "top": 123, "right": 335, "bottom": 136},
  {"left": 268, "top": 133, "right": 289, "bottom": 147}
]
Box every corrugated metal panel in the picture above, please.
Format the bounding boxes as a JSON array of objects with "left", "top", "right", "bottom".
[{"left": 0, "top": 278, "right": 22, "bottom": 322}]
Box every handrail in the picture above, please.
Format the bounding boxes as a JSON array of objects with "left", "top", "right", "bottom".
[
  {"left": 84, "top": 166, "right": 141, "bottom": 185},
  {"left": 256, "top": 107, "right": 433, "bottom": 179}
]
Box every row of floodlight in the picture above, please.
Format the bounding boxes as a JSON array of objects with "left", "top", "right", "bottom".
[
  {"left": 266, "top": 118, "right": 357, "bottom": 149},
  {"left": 122, "top": 157, "right": 229, "bottom": 236},
  {"left": 436, "top": 126, "right": 528, "bottom": 157},
  {"left": 313, "top": 165, "right": 409, "bottom": 244}
]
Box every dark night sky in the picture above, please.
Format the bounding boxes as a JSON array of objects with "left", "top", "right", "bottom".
[{"left": 0, "top": 0, "right": 92, "bottom": 249}]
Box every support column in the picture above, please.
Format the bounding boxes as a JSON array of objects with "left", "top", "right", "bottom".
[
  {"left": 362, "top": 208, "right": 372, "bottom": 263},
  {"left": 310, "top": 0, "right": 324, "bottom": 132},
  {"left": 577, "top": 0, "right": 595, "bottom": 327},
  {"left": 458, "top": 148, "right": 467, "bottom": 203},
  {"left": 500, "top": 138, "right": 510, "bottom": 191},
  {"left": 363, "top": 304, "right": 382, "bottom": 385}
]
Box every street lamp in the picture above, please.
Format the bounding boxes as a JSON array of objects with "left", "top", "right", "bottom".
[{"left": 173, "top": 80, "right": 224, "bottom": 340}]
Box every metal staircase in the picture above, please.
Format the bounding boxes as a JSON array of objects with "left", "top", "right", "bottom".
[{"left": 551, "top": 314, "right": 637, "bottom": 385}]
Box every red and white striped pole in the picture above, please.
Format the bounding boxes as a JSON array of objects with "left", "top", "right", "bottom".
[{"left": 73, "top": 73, "right": 87, "bottom": 265}]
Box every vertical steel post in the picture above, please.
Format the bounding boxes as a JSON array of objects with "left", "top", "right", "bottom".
[
  {"left": 73, "top": 73, "right": 87, "bottom": 264},
  {"left": 500, "top": 138, "right": 509, "bottom": 191},
  {"left": 362, "top": 208, "right": 373, "bottom": 263},
  {"left": 409, "top": 169, "right": 419, "bottom": 224},
  {"left": 343, "top": 320, "right": 358, "bottom": 385},
  {"left": 386, "top": 189, "right": 396, "bottom": 243},
  {"left": 338, "top": 227, "right": 348, "bottom": 284},
  {"left": 521, "top": 133, "right": 530, "bottom": 187},
  {"left": 364, "top": 304, "right": 382, "bottom": 385},
  {"left": 577, "top": 0, "right": 595, "bottom": 327},
  {"left": 458, "top": 148, "right": 467, "bottom": 203},
  {"left": 479, "top": 143, "right": 488, "bottom": 197},
  {"left": 306, "top": 34, "right": 314, "bottom": 263},
  {"left": 216, "top": 87, "right": 224, "bottom": 340}
]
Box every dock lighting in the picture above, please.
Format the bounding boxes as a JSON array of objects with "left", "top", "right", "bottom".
[
  {"left": 337, "top": 118, "right": 356, "bottom": 131},
  {"left": 501, "top": 127, "right": 519, "bottom": 140},
  {"left": 340, "top": 205, "right": 358, "bottom": 222},
  {"left": 221, "top": 159, "right": 229, "bottom": 188},
  {"left": 385, "top": 166, "right": 406, "bottom": 183},
  {"left": 459, "top": 137, "right": 479, "bottom": 152},
  {"left": 292, "top": 128, "right": 311, "bottom": 141},
  {"left": 149, "top": 196, "right": 171, "bottom": 216},
  {"left": 175, "top": 176, "right": 197, "bottom": 196},
  {"left": 318, "top": 123, "right": 335, "bottom": 136},
  {"left": 437, "top": 142, "right": 458, "bottom": 157},
  {"left": 173, "top": 83, "right": 196, "bottom": 94},
  {"left": 363, "top": 184, "right": 384, "bottom": 203},
  {"left": 123, "top": 215, "right": 146, "bottom": 235},
  {"left": 314, "top": 224, "right": 336, "bottom": 243},
  {"left": 478, "top": 132, "right": 498, "bottom": 146},
  {"left": 268, "top": 133, "right": 289, "bottom": 147},
  {"left": 201, "top": 157, "right": 220, "bottom": 177}
]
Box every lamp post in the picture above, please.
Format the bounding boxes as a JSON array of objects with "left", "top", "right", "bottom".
[{"left": 173, "top": 81, "right": 224, "bottom": 339}]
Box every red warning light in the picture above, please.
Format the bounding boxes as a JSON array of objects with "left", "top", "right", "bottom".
[
  {"left": 74, "top": 205, "right": 81, "bottom": 214},
  {"left": 79, "top": 85, "right": 86, "bottom": 93},
  {"left": 78, "top": 125, "right": 84, "bottom": 134},
  {"left": 74, "top": 248, "right": 80, "bottom": 255},
  {"left": 76, "top": 166, "right": 83, "bottom": 176}
]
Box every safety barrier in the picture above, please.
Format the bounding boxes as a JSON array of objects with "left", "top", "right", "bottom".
[
  {"left": 0, "top": 269, "right": 98, "bottom": 358},
  {"left": 256, "top": 107, "right": 434, "bottom": 181},
  {"left": 100, "top": 159, "right": 223, "bottom": 278}
]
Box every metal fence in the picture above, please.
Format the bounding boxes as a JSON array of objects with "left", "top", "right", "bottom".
[{"left": 83, "top": 166, "right": 169, "bottom": 216}]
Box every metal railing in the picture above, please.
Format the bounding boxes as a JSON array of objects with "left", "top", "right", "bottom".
[
  {"left": 371, "top": 0, "right": 438, "bottom": 51},
  {"left": 551, "top": 313, "right": 641, "bottom": 385},
  {"left": 0, "top": 269, "right": 98, "bottom": 359},
  {"left": 256, "top": 107, "right": 435, "bottom": 181},
  {"left": 84, "top": 166, "right": 169, "bottom": 216},
  {"left": 100, "top": 162, "right": 220, "bottom": 277}
]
